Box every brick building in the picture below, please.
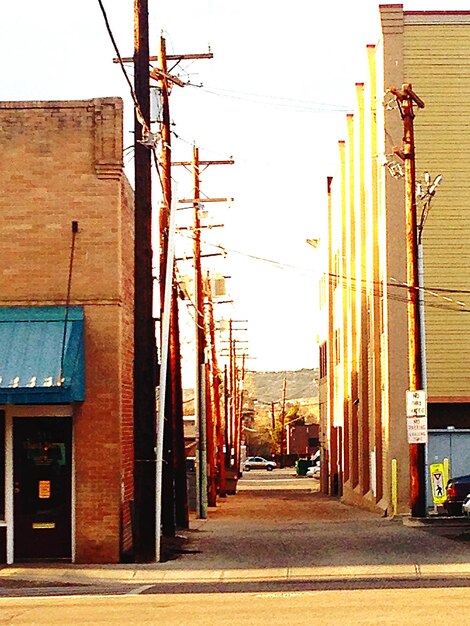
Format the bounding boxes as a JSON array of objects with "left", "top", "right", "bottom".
[
  {"left": 286, "top": 423, "right": 319, "bottom": 457},
  {"left": 0, "top": 98, "right": 134, "bottom": 562},
  {"left": 319, "top": 6, "right": 470, "bottom": 515}
]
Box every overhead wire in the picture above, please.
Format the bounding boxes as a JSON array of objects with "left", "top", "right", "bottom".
[
  {"left": 175, "top": 230, "right": 470, "bottom": 313},
  {"left": 188, "top": 83, "right": 351, "bottom": 113},
  {"left": 95, "top": 0, "right": 149, "bottom": 134}
]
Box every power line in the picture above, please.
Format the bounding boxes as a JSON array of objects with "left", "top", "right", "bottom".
[
  {"left": 188, "top": 83, "right": 351, "bottom": 113},
  {"left": 177, "top": 236, "right": 470, "bottom": 314},
  {"left": 96, "top": 0, "right": 149, "bottom": 133}
]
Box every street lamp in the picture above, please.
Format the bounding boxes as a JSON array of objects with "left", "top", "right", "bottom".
[
  {"left": 306, "top": 238, "right": 320, "bottom": 248},
  {"left": 416, "top": 172, "right": 442, "bottom": 388}
]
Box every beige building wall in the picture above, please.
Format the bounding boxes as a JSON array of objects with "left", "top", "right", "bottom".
[
  {"left": 323, "top": 6, "right": 470, "bottom": 514},
  {"left": 403, "top": 12, "right": 470, "bottom": 401}
]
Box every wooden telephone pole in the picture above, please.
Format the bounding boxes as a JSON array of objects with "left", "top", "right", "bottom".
[
  {"left": 123, "top": 13, "right": 213, "bottom": 555},
  {"left": 391, "top": 83, "right": 426, "bottom": 518},
  {"left": 235, "top": 352, "right": 247, "bottom": 472},
  {"left": 150, "top": 38, "right": 214, "bottom": 537},
  {"left": 173, "top": 148, "right": 233, "bottom": 518},
  {"left": 152, "top": 35, "right": 184, "bottom": 537},
  {"left": 133, "top": 0, "right": 155, "bottom": 562},
  {"left": 280, "top": 377, "right": 287, "bottom": 462},
  {"left": 222, "top": 320, "right": 248, "bottom": 472},
  {"left": 206, "top": 275, "right": 227, "bottom": 498}
]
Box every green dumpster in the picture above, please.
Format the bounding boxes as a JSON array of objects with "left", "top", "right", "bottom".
[{"left": 295, "top": 459, "right": 310, "bottom": 476}]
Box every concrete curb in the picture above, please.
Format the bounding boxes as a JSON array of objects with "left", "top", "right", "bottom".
[{"left": 2, "top": 562, "right": 470, "bottom": 587}]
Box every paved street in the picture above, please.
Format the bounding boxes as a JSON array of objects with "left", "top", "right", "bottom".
[{"left": 1, "top": 468, "right": 470, "bottom": 623}]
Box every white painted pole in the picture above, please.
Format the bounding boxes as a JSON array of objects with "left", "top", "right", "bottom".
[
  {"left": 200, "top": 363, "right": 208, "bottom": 518},
  {"left": 155, "top": 188, "right": 177, "bottom": 562},
  {"left": 417, "top": 243, "right": 427, "bottom": 390},
  {"left": 418, "top": 243, "right": 430, "bottom": 512}
]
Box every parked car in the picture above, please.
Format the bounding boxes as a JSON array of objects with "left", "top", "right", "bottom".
[
  {"left": 463, "top": 494, "right": 470, "bottom": 517},
  {"left": 306, "top": 464, "right": 320, "bottom": 479},
  {"left": 444, "top": 474, "right": 470, "bottom": 516},
  {"left": 306, "top": 451, "right": 320, "bottom": 479},
  {"left": 243, "top": 456, "right": 277, "bottom": 471}
]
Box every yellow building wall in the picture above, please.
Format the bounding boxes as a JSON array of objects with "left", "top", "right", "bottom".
[
  {"left": 404, "top": 18, "right": 470, "bottom": 400},
  {"left": 325, "top": 8, "right": 470, "bottom": 514}
]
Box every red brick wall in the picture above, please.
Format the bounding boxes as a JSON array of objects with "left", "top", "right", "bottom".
[
  {"left": 119, "top": 179, "right": 135, "bottom": 556},
  {"left": 0, "top": 99, "right": 134, "bottom": 563}
]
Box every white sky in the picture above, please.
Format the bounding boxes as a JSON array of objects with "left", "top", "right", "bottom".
[{"left": 1, "top": 1, "right": 468, "bottom": 382}]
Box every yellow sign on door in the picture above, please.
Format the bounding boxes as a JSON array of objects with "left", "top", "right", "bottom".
[
  {"left": 38, "top": 480, "right": 51, "bottom": 499},
  {"left": 430, "top": 463, "right": 447, "bottom": 505}
]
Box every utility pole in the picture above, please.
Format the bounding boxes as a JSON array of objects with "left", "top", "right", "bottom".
[
  {"left": 120, "top": 27, "right": 212, "bottom": 551},
  {"left": 148, "top": 38, "right": 215, "bottom": 536},
  {"left": 206, "top": 273, "right": 227, "bottom": 498},
  {"left": 152, "top": 35, "right": 183, "bottom": 537},
  {"left": 193, "top": 145, "right": 207, "bottom": 518},
  {"left": 229, "top": 321, "right": 234, "bottom": 470},
  {"left": 391, "top": 83, "right": 426, "bottom": 518},
  {"left": 173, "top": 148, "right": 233, "bottom": 517},
  {"left": 280, "top": 377, "right": 287, "bottom": 464},
  {"left": 220, "top": 321, "right": 248, "bottom": 473},
  {"left": 133, "top": 0, "right": 155, "bottom": 562},
  {"left": 235, "top": 353, "right": 246, "bottom": 472},
  {"left": 224, "top": 363, "right": 230, "bottom": 471},
  {"left": 204, "top": 358, "right": 217, "bottom": 507}
]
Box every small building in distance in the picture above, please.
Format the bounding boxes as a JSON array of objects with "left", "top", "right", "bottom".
[{"left": 286, "top": 423, "right": 319, "bottom": 457}]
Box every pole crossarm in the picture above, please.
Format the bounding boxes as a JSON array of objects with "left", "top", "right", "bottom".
[
  {"left": 177, "top": 224, "right": 224, "bottom": 230},
  {"left": 389, "top": 84, "right": 425, "bottom": 109},
  {"left": 114, "top": 53, "right": 213, "bottom": 63},
  {"left": 175, "top": 253, "right": 224, "bottom": 261},
  {"left": 173, "top": 160, "right": 235, "bottom": 166},
  {"left": 150, "top": 66, "right": 185, "bottom": 87},
  {"left": 178, "top": 197, "right": 234, "bottom": 203}
]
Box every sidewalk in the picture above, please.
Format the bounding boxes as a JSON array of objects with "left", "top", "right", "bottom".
[{"left": 2, "top": 474, "right": 470, "bottom": 589}]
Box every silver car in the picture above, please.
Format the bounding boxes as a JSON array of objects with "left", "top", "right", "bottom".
[{"left": 243, "top": 456, "right": 277, "bottom": 471}]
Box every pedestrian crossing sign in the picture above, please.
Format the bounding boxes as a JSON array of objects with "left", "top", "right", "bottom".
[{"left": 430, "top": 463, "right": 447, "bottom": 505}]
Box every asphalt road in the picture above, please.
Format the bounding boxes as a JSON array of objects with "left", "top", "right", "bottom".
[
  {"left": 2, "top": 468, "right": 470, "bottom": 624},
  {"left": 0, "top": 587, "right": 469, "bottom": 625}
]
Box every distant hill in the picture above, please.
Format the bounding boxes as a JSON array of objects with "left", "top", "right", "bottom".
[{"left": 250, "top": 368, "right": 319, "bottom": 403}]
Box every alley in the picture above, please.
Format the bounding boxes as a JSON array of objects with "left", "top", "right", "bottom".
[{"left": 178, "top": 468, "right": 470, "bottom": 579}]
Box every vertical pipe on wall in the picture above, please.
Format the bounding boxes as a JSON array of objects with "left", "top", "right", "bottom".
[{"left": 391, "top": 458, "right": 398, "bottom": 516}]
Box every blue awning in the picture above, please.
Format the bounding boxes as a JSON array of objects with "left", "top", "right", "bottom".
[{"left": 0, "top": 306, "right": 85, "bottom": 404}]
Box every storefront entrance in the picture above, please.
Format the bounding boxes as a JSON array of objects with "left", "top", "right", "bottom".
[{"left": 13, "top": 417, "right": 72, "bottom": 561}]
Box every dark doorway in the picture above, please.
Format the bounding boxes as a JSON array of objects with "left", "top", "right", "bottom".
[{"left": 13, "top": 417, "right": 72, "bottom": 561}]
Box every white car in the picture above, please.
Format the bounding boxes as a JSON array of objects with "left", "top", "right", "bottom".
[
  {"left": 243, "top": 456, "right": 277, "bottom": 471},
  {"left": 462, "top": 494, "right": 470, "bottom": 516},
  {"left": 306, "top": 464, "right": 320, "bottom": 479}
]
